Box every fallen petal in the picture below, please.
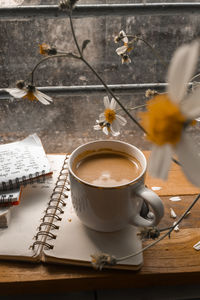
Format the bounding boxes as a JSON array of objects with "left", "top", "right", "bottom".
[
  {"left": 169, "top": 196, "right": 181, "bottom": 202},
  {"left": 170, "top": 208, "right": 177, "bottom": 219}
]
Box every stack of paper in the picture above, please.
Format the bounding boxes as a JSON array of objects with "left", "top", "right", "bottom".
[{"left": 0, "top": 207, "right": 11, "bottom": 228}]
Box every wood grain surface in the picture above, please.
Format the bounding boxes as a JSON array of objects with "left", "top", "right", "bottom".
[{"left": 0, "top": 152, "right": 200, "bottom": 295}]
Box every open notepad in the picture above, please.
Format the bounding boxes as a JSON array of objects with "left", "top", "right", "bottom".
[{"left": 0, "top": 154, "right": 143, "bottom": 270}]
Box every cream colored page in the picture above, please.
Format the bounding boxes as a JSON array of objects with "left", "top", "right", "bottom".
[
  {"left": 0, "top": 155, "right": 65, "bottom": 259},
  {"left": 44, "top": 197, "right": 143, "bottom": 267}
]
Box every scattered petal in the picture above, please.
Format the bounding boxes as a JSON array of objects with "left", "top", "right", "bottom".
[
  {"left": 151, "top": 186, "right": 162, "bottom": 191},
  {"left": 169, "top": 196, "right": 181, "bottom": 202},
  {"left": 173, "top": 221, "right": 180, "bottom": 232},
  {"left": 170, "top": 208, "right": 177, "bottom": 219},
  {"left": 184, "top": 211, "right": 191, "bottom": 218},
  {"left": 193, "top": 241, "right": 200, "bottom": 250}
]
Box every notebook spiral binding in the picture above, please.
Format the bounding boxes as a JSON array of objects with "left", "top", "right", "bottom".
[
  {"left": 0, "top": 170, "right": 47, "bottom": 191},
  {"left": 30, "top": 155, "right": 70, "bottom": 251}
]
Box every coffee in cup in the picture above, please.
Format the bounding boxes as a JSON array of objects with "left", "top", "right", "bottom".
[{"left": 73, "top": 150, "right": 142, "bottom": 187}]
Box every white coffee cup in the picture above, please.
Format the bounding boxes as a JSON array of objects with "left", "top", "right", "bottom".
[{"left": 69, "top": 140, "right": 164, "bottom": 232}]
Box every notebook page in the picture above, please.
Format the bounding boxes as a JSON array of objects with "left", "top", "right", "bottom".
[
  {"left": 0, "top": 134, "right": 51, "bottom": 190},
  {"left": 0, "top": 155, "right": 65, "bottom": 261},
  {"left": 44, "top": 196, "right": 143, "bottom": 269}
]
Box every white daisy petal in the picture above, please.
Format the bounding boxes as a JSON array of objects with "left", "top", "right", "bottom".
[
  {"left": 120, "top": 30, "right": 128, "bottom": 44},
  {"left": 175, "top": 133, "right": 200, "bottom": 187},
  {"left": 110, "top": 127, "right": 120, "bottom": 136},
  {"left": 94, "top": 124, "right": 101, "bottom": 131},
  {"left": 181, "top": 85, "right": 200, "bottom": 119},
  {"left": 103, "top": 96, "right": 110, "bottom": 108},
  {"left": 102, "top": 126, "right": 109, "bottom": 135},
  {"left": 6, "top": 88, "right": 27, "bottom": 98},
  {"left": 111, "top": 119, "right": 120, "bottom": 133},
  {"left": 116, "top": 114, "right": 127, "bottom": 126},
  {"left": 167, "top": 41, "right": 199, "bottom": 103},
  {"left": 99, "top": 113, "right": 105, "bottom": 123},
  {"left": 110, "top": 98, "right": 117, "bottom": 110},
  {"left": 34, "top": 91, "right": 50, "bottom": 105},
  {"left": 36, "top": 90, "right": 53, "bottom": 102},
  {"left": 148, "top": 144, "right": 172, "bottom": 180},
  {"left": 116, "top": 45, "right": 127, "bottom": 55}
]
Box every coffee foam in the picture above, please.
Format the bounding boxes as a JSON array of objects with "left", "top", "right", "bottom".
[{"left": 73, "top": 149, "right": 142, "bottom": 187}]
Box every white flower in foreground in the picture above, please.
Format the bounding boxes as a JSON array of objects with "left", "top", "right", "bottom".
[
  {"left": 6, "top": 84, "right": 53, "bottom": 105},
  {"left": 140, "top": 40, "right": 200, "bottom": 187},
  {"left": 94, "top": 96, "right": 127, "bottom": 136},
  {"left": 115, "top": 30, "right": 134, "bottom": 58}
]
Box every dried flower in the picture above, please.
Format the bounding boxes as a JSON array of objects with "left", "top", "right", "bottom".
[
  {"left": 138, "top": 226, "right": 160, "bottom": 240},
  {"left": 121, "top": 53, "right": 131, "bottom": 64},
  {"left": 39, "top": 43, "right": 57, "bottom": 56},
  {"left": 114, "top": 30, "right": 127, "bottom": 43},
  {"left": 91, "top": 253, "right": 117, "bottom": 270},
  {"left": 16, "top": 80, "right": 25, "bottom": 89},
  {"left": 115, "top": 30, "right": 135, "bottom": 63},
  {"left": 94, "top": 96, "right": 127, "bottom": 136},
  {"left": 139, "top": 40, "right": 200, "bottom": 187},
  {"left": 59, "top": 0, "right": 79, "bottom": 11},
  {"left": 145, "top": 89, "right": 159, "bottom": 99},
  {"left": 6, "top": 85, "right": 53, "bottom": 105}
]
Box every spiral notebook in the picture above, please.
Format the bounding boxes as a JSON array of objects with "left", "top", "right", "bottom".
[
  {"left": 0, "top": 154, "right": 143, "bottom": 270},
  {"left": 0, "top": 134, "right": 52, "bottom": 205}
]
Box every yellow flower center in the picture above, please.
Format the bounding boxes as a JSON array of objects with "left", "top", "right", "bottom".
[
  {"left": 139, "top": 94, "right": 190, "bottom": 146},
  {"left": 104, "top": 108, "right": 116, "bottom": 123},
  {"left": 39, "top": 43, "right": 48, "bottom": 55},
  {"left": 23, "top": 91, "right": 37, "bottom": 102}
]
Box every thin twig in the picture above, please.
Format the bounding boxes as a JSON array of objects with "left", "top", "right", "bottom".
[{"left": 30, "top": 53, "right": 79, "bottom": 85}]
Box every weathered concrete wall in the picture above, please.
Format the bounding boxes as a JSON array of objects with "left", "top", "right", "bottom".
[{"left": 0, "top": 0, "right": 200, "bottom": 153}]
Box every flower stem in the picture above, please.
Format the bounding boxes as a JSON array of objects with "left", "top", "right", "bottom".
[
  {"left": 137, "top": 37, "right": 167, "bottom": 68},
  {"left": 30, "top": 53, "right": 79, "bottom": 85},
  {"left": 68, "top": 12, "right": 146, "bottom": 133}
]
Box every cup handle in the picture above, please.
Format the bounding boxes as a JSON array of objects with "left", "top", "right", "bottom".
[{"left": 130, "top": 186, "right": 164, "bottom": 227}]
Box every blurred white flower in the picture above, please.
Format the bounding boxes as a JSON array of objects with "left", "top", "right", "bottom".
[
  {"left": 140, "top": 40, "right": 200, "bottom": 187},
  {"left": 6, "top": 85, "right": 53, "bottom": 105},
  {"left": 94, "top": 96, "right": 127, "bottom": 136}
]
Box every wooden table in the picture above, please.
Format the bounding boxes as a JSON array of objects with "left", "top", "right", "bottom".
[{"left": 1, "top": 152, "right": 200, "bottom": 295}]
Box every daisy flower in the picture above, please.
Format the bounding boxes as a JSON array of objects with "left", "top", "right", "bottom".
[
  {"left": 6, "top": 83, "right": 53, "bottom": 105},
  {"left": 121, "top": 53, "right": 131, "bottom": 64},
  {"left": 94, "top": 96, "right": 127, "bottom": 136},
  {"left": 115, "top": 30, "right": 134, "bottom": 58},
  {"left": 139, "top": 40, "right": 200, "bottom": 187}
]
